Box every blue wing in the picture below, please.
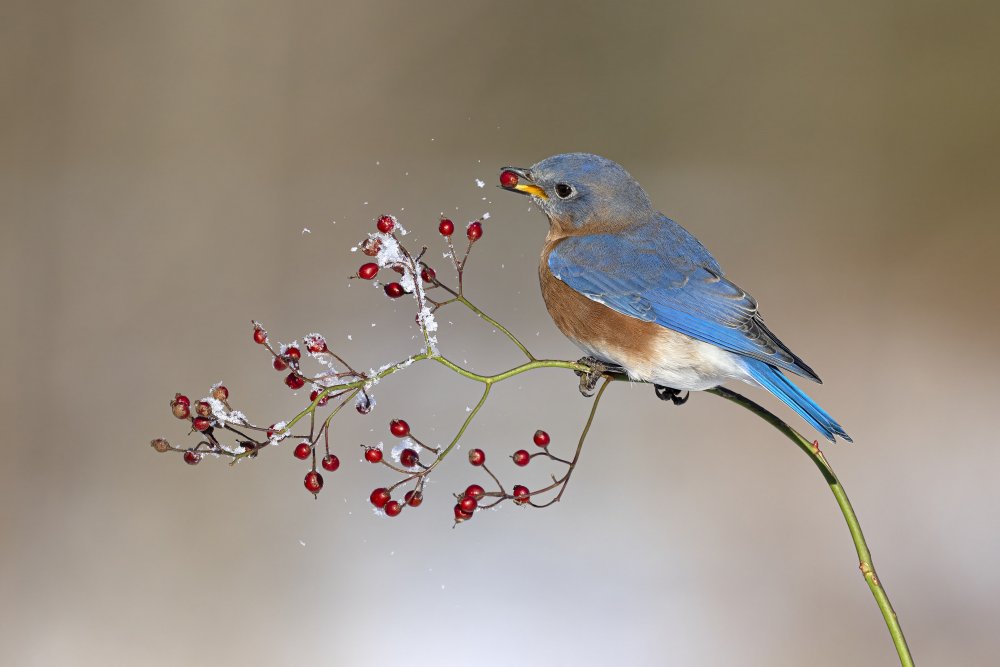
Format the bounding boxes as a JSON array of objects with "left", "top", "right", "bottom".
[{"left": 547, "top": 216, "right": 821, "bottom": 381}]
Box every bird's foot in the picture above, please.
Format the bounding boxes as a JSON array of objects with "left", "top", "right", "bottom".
[
  {"left": 575, "top": 356, "right": 625, "bottom": 397},
  {"left": 654, "top": 384, "right": 690, "bottom": 406}
]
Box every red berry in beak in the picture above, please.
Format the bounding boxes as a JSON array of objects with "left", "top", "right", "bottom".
[{"left": 500, "top": 170, "right": 518, "bottom": 188}]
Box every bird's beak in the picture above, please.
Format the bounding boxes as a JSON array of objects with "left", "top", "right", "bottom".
[{"left": 499, "top": 166, "right": 548, "bottom": 199}]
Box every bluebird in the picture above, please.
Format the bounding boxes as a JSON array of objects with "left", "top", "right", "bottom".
[{"left": 499, "top": 153, "right": 851, "bottom": 442}]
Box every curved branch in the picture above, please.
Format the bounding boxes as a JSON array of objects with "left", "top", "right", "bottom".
[{"left": 706, "top": 386, "right": 914, "bottom": 667}]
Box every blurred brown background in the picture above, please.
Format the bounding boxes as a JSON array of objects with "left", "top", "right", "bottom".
[{"left": 2, "top": 1, "right": 999, "bottom": 665}]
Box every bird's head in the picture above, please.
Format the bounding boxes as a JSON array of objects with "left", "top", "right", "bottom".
[{"left": 499, "top": 153, "right": 653, "bottom": 235}]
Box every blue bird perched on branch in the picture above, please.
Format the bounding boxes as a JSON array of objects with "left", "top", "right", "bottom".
[{"left": 499, "top": 153, "right": 851, "bottom": 442}]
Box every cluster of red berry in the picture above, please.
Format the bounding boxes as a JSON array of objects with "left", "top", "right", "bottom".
[{"left": 153, "top": 209, "right": 593, "bottom": 523}]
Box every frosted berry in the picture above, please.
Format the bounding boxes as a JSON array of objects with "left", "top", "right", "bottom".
[
  {"left": 512, "top": 485, "right": 530, "bottom": 504},
  {"left": 370, "top": 487, "right": 391, "bottom": 508},
  {"left": 211, "top": 385, "right": 229, "bottom": 401},
  {"left": 294, "top": 442, "right": 312, "bottom": 460},
  {"left": 285, "top": 373, "right": 305, "bottom": 390},
  {"left": 384, "top": 282, "right": 404, "bottom": 298},
  {"left": 404, "top": 490, "right": 423, "bottom": 507},
  {"left": 364, "top": 447, "right": 383, "bottom": 464},
  {"left": 195, "top": 401, "right": 212, "bottom": 418},
  {"left": 192, "top": 417, "right": 211, "bottom": 432},
  {"left": 305, "top": 335, "right": 327, "bottom": 353},
  {"left": 253, "top": 327, "right": 267, "bottom": 344},
  {"left": 512, "top": 449, "right": 531, "bottom": 467},
  {"left": 309, "top": 390, "right": 329, "bottom": 407},
  {"left": 304, "top": 471, "right": 324, "bottom": 494},
  {"left": 466, "top": 221, "right": 483, "bottom": 241},
  {"left": 500, "top": 170, "right": 518, "bottom": 188},
  {"left": 183, "top": 450, "right": 202, "bottom": 465},
  {"left": 361, "top": 237, "right": 381, "bottom": 256},
  {"left": 533, "top": 430, "right": 550, "bottom": 447},
  {"left": 376, "top": 215, "right": 395, "bottom": 233},
  {"left": 384, "top": 500, "right": 402, "bottom": 517},
  {"left": 468, "top": 448, "right": 486, "bottom": 466},
  {"left": 172, "top": 401, "right": 190, "bottom": 420},
  {"left": 420, "top": 266, "right": 436, "bottom": 282},
  {"left": 399, "top": 448, "right": 419, "bottom": 468},
  {"left": 356, "top": 395, "right": 373, "bottom": 415},
  {"left": 285, "top": 346, "right": 301, "bottom": 361},
  {"left": 389, "top": 419, "right": 410, "bottom": 438},
  {"left": 465, "top": 484, "right": 485, "bottom": 501},
  {"left": 454, "top": 503, "right": 473, "bottom": 522},
  {"left": 321, "top": 454, "right": 340, "bottom": 471},
  {"left": 358, "top": 263, "right": 379, "bottom": 280},
  {"left": 151, "top": 438, "right": 171, "bottom": 453},
  {"left": 438, "top": 218, "right": 455, "bottom": 236},
  {"left": 459, "top": 496, "right": 477, "bottom": 513}
]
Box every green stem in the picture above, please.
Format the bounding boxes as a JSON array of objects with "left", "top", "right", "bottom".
[
  {"left": 706, "top": 386, "right": 914, "bottom": 667},
  {"left": 455, "top": 295, "right": 536, "bottom": 361}
]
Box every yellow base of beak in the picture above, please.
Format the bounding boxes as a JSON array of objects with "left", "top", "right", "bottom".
[{"left": 514, "top": 183, "right": 547, "bottom": 199}]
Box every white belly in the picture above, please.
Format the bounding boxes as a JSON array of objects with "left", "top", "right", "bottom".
[{"left": 571, "top": 326, "right": 749, "bottom": 391}]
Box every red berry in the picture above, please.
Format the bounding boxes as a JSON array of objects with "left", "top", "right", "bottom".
[
  {"left": 465, "top": 484, "right": 485, "bottom": 500},
  {"left": 454, "top": 503, "right": 473, "bottom": 522},
  {"left": 192, "top": 417, "right": 211, "bottom": 432},
  {"left": 466, "top": 221, "right": 483, "bottom": 241},
  {"left": 389, "top": 419, "right": 410, "bottom": 438},
  {"left": 358, "top": 263, "right": 379, "bottom": 280},
  {"left": 294, "top": 442, "right": 312, "bottom": 460},
  {"left": 174, "top": 394, "right": 191, "bottom": 407},
  {"left": 183, "top": 450, "right": 202, "bottom": 465},
  {"left": 321, "top": 454, "right": 340, "bottom": 471},
  {"left": 439, "top": 218, "right": 455, "bottom": 236},
  {"left": 285, "top": 373, "right": 305, "bottom": 390},
  {"left": 305, "top": 335, "right": 327, "bottom": 353},
  {"left": 361, "top": 237, "right": 381, "bottom": 256},
  {"left": 285, "top": 346, "right": 301, "bottom": 361},
  {"left": 356, "top": 394, "right": 373, "bottom": 415},
  {"left": 384, "top": 500, "right": 402, "bottom": 517},
  {"left": 211, "top": 385, "right": 229, "bottom": 401},
  {"left": 420, "top": 266, "right": 436, "bottom": 282},
  {"left": 512, "top": 485, "right": 530, "bottom": 504},
  {"left": 468, "top": 448, "right": 486, "bottom": 466},
  {"left": 195, "top": 401, "right": 212, "bottom": 417},
  {"left": 304, "top": 471, "right": 324, "bottom": 494},
  {"left": 512, "top": 449, "right": 531, "bottom": 466},
  {"left": 384, "top": 282, "right": 405, "bottom": 298},
  {"left": 404, "top": 490, "right": 423, "bottom": 507},
  {"left": 172, "top": 401, "right": 190, "bottom": 420},
  {"left": 399, "top": 448, "right": 419, "bottom": 468},
  {"left": 459, "top": 495, "right": 478, "bottom": 513},
  {"left": 376, "top": 215, "right": 395, "bottom": 233},
  {"left": 309, "top": 390, "right": 329, "bottom": 407},
  {"left": 370, "top": 487, "right": 391, "bottom": 508},
  {"left": 500, "top": 170, "right": 518, "bottom": 188},
  {"left": 533, "top": 429, "right": 550, "bottom": 447},
  {"left": 253, "top": 327, "right": 267, "bottom": 344},
  {"left": 364, "top": 447, "right": 383, "bottom": 464},
  {"left": 273, "top": 357, "right": 288, "bottom": 371}
]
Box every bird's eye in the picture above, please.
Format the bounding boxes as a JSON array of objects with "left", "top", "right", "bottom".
[{"left": 554, "top": 183, "right": 574, "bottom": 199}]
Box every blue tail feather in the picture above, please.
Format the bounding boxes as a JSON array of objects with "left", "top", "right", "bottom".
[{"left": 742, "top": 359, "right": 852, "bottom": 443}]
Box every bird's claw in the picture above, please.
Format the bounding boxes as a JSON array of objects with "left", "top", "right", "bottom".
[
  {"left": 575, "top": 356, "right": 624, "bottom": 397},
  {"left": 654, "top": 385, "right": 690, "bottom": 406}
]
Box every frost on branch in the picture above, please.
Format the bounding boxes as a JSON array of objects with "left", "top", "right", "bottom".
[{"left": 151, "top": 209, "right": 609, "bottom": 525}]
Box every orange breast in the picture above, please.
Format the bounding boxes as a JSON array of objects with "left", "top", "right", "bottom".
[{"left": 539, "top": 238, "right": 662, "bottom": 366}]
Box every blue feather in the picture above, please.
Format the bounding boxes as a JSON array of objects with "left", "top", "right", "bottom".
[{"left": 742, "top": 359, "right": 852, "bottom": 442}]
